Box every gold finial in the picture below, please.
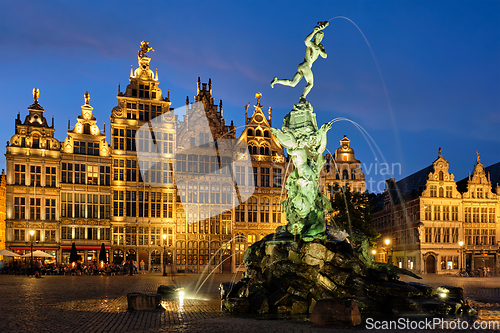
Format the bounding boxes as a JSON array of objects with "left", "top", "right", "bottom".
[
  {"left": 32, "top": 88, "right": 39, "bottom": 103},
  {"left": 84, "top": 91, "right": 90, "bottom": 105},
  {"left": 255, "top": 92, "right": 262, "bottom": 106},
  {"left": 476, "top": 151, "right": 480, "bottom": 163},
  {"left": 138, "top": 41, "right": 154, "bottom": 58},
  {"left": 438, "top": 147, "right": 442, "bottom": 157}
]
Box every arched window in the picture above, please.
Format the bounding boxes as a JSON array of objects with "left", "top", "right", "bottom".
[
  {"left": 351, "top": 170, "right": 356, "bottom": 180},
  {"left": 32, "top": 134, "right": 40, "bottom": 149},
  {"left": 265, "top": 147, "right": 270, "bottom": 155},
  {"left": 256, "top": 129, "right": 262, "bottom": 137},
  {"left": 264, "top": 130, "right": 270, "bottom": 137},
  {"left": 343, "top": 170, "right": 349, "bottom": 180},
  {"left": 439, "top": 187, "right": 444, "bottom": 197},
  {"left": 260, "top": 147, "right": 265, "bottom": 155},
  {"left": 247, "top": 129, "right": 253, "bottom": 136},
  {"left": 252, "top": 146, "right": 257, "bottom": 155},
  {"left": 336, "top": 172, "right": 340, "bottom": 180},
  {"left": 439, "top": 171, "right": 444, "bottom": 181}
]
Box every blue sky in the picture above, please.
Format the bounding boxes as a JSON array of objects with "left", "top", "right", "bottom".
[{"left": 0, "top": 0, "right": 499, "bottom": 192}]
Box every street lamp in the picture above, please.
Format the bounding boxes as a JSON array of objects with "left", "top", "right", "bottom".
[
  {"left": 384, "top": 238, "right": 391, "bottom": 264},
  {"left": 458, "top": 241, "right": 464, "bottom": 272},
  {"left": 162, "top": 234, "right": 167, "bottom": 276},
  {"left": 29, "top": 230, "right": 35, "bottom": 276},
  {"left": 371, "top": 249, "right": 376, "bottom": 262}
]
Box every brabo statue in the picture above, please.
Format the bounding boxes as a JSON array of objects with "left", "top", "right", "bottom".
[
  {"left": 271, "top": 21, "right": 332, "bottom": 240},
  {"left": 271, "top": 21, "right": 329, "bottom": 100}
]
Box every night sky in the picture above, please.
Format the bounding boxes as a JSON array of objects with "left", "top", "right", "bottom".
[{"left": 1, "top": 0, "right": 498, "bottom": 192}]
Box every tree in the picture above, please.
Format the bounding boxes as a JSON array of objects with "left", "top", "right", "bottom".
[{"left": 328, "top": 184, "right": 379, "bottom": 245}]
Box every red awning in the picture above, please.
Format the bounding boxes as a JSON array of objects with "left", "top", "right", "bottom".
[{"left": 60, "top": 245, "right": 111, "bottom": 250}]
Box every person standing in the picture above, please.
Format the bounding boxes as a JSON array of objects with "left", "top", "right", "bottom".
[{"left": 140, "top": 260, "right": 145, "bottom": 274}]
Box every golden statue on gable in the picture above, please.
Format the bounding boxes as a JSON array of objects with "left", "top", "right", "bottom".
[{"left": 138, "top": 41, "right": 154, "bottom": 58}]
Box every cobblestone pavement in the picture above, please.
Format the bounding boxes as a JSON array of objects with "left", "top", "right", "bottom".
[{"left": 0, "top": 273, "right": 499, "bottom": 332}]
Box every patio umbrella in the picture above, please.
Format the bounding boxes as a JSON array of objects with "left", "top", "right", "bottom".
[
  {"left": 22, "top": 250, "right": 54, "bottom": 258},
  {"left": 69, "top": 242, "right": 78, "bottom": 263},
  {"left": 98, "top": 243, "right": 107, "bottom": 263},
  {"left": 0, "top": 249, "right": 20, "bottom": 257}
]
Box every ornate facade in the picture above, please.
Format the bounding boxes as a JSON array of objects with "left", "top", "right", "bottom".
[
  {"left": 320, "top": 135, "right": 365, "bottom": 198},
  {"left": 4, "top": 44, "right": 368, "bottom": 273},
  {"left": 371, "top": 150, "right": 500, "bottom": 275},
  {"left": 233, "top": 93, "right": 287, "bottom": 268}
]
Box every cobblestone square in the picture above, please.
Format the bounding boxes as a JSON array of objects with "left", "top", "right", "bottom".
[{"left": 0, "top": 273, "right": 499, "bottom": 333}]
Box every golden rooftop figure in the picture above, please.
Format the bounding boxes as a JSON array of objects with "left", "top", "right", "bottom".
[{"left": 138, "top": 41, "right": 154, "bottom": 58}]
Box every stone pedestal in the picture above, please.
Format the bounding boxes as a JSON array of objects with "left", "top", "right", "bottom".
[{"left": 311, "top": 299, "right": 361, "bottom": 326}]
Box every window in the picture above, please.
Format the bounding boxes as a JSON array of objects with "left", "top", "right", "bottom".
[
  {"left": 247, "top": 129, "right": 253, "bottom": 137},
  {"left": 465, "top": 229, "right": 472, "bottom": 245},
  {"left": 443, "top": 228, "right": 450, "bottom": 243},
  {"left": 430, "top": 185, "right": 437, "bottom": 197},
  {"left": 235, "top": 203, "right": 245, "bottom": 222},
  {"left": 113, "top": 226, "right": 125, "bottom": 245},
  {"left": 342, "top": 170, "right": 349, "bottom": 180},
  {"left": 433, "top": 227, "right": 441, "bottom": 243},
  {"left": 113, "top": 191, "right": 124, "bottom": 217},
  {"left": 87, "top": 194, "right": 98, "bottom": 218},
  {"left": 464, "top": 207, "right": 471, "bottom": 222},
  {"left": 126, "top": 129, "right": 136, "bottom": 151},
  {"left": 272, "top": 168, "right": 282, "bottom": 188},
  {"left": 138, "top": 227, "right": 149, "bottom": 246},
  {"left": 163, "top": 193, "right": 174, "bottom": 218},
  {"left": 100, "top": 166, "right": 111, "bottom": 186},
  {"left": 272, "top": 198, "right": 281, "bottom": 223},
  {"left": 472, "top": 208, "right": 479, "bottom": 223},
  {"left": 438, "top": 187, "right": 444, "bottom": 197},
  {"left": 61, "top": 163, "right": 72, "bottom": 184},
  {"left": 45, "top": 166, "right": 56, "bottom": 187},
  {"left": 113, "top": 159, "right": 125, "bottom": 181},
  {"left": 446, "top": 186, "right": 452, "bottom": 198},
  {"left": 30, "top": 165, "right": 41, "bottom": 186},
  {"left": 248, "top": 234, "right": 256, "bottom": 243},
  {"left": 61, "top": 193, "right": 72, "bottom": 218},
  {"left": 477, "top": 188, "right": 483, "bottom": 199},
  {"left": 30, "top": 198, "right": 41, "bottom": 220},
  {"left": 14, "top": 164, "right": 26, "bottom": 185},
  {"left": 210, "top": 156, "right": 219, "bottom": 174},
  {"left": 438, "top": 171, "right": 444, "bottom": 181},
  {"left": 126, "top": 102, "right": 137, "bottom": 120},
  {"left": 176, "top": 154, "right": 187, "bottom": 172},
  {"left": 452, "top": 206, "right": 458, "bottom": 221},
  {"left": 188, "top": 155, "right": 198, "bottom": 173},
  {"left": 247, "top": 196, "right": 258, "bottom": 222},
  {"left": 481, "top": 208, "right": 487, "bottom": 223},
  {"left": 260, "top": 168, "right": 270, "bottom": 187},
  {"left": 236, "top": 166, "right": 246, "bottom": 186},
  {"left": 32, "top": 134, "right": 40, "bottom": 148},
  {"left": 151, "top": 192, "right": 161, "bottom": 218},
  {"left": 126, "top": 160, "right": 137, "bottom": 181},
  {"left": 443, "top": 206, "right": 449, "bottom": 221},
  {"left": 45, "top": 199, "right": 56, "bottom": 221},
  {"left": 199, "top": 132, "right": 210, "bottom": 146},
  {"left": 210, "top": 184, "right": 220, "bottom": 204},
  {"left": 14, "top": 229, "right": 26, "bottom": 241},
  {"left": 260, "top": 197, "right": 270, "bottom": 222},
  {"left": 86, "top": 165, "right": 98, "bottom": 185},
  {"left": 74, "top": 140, "right": 86, "bottom": 154},
  {"left": 452, "top": 228, "right": 459, "bottom": 243},
  {"left": 163, "top": 133, "right": 174, "bottom": 154},
  {"left": 74, "top": 193, "right": 86, "bottom": 218},
  {"left": 100, "top": 194, "right": 111, "bottom": 219},
  {"left": 221, "top": 184, "right": 232, "bottom": 205},
  {"left": 87, "top": 142, "right": 99, "bottom": 156},
  {"left": 163, "top": 161, "right": 173, "bottom": 184},
  {"left": 45, "top": 230, "right": 56, "bottom": 242},
  {"left": 74, "top": 164, "right": 86, "bottom": 184},
  {"left": 424, "top": 206, "right": 431, "bottom": 220},
  {"left": 200, "top": 156, "right": 209, "bottom": 174},
  {"left": 14, "top": 197, "right": 26, "bottom": 219},
  {"left": 433, "top": 206, "right": 440, "bottom": 220},
  {"left": 113, "top": 128, "right": 125, "bottom": 150},
  {"left": 489, "top": 208, "right": 495, "bottom": 223},
  {"left": 489, "top": 229, "right": 496, "bottom": 246}
]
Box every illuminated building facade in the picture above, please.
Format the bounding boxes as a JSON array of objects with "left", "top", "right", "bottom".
[
  {"left": 233, "top": 94, "right": 287, "bottom": 268},
  {"left": 371, "top": 150, "right": 500, "bottom": 275},
  {"left": 4, "top": 44, "right": 369, "bottom": 273},
  {"left": 5, "top": 91, "right": 61, "bottom": 257},
  {"left": 320, "top": 135, "right": 365, "bottom": 197},
  {"left": 0, "top": 170, "right": 5, "bottom": 254}
]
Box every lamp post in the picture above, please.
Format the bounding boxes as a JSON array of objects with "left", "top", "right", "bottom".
[
  {"left": 385, "top": 238, "right": 391, "bottom": 264},
  {"left": 162, "top": 234, "right": 167, "bottom": 276},
  {"left": 458, "top": 241, "right": 464, "bottom": 273},
  {"left": 371, "top": 249, "right": 376, "bottom": 262},
  {"left": 29, "top": 230, "right": 35, "bottom": 276}
]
